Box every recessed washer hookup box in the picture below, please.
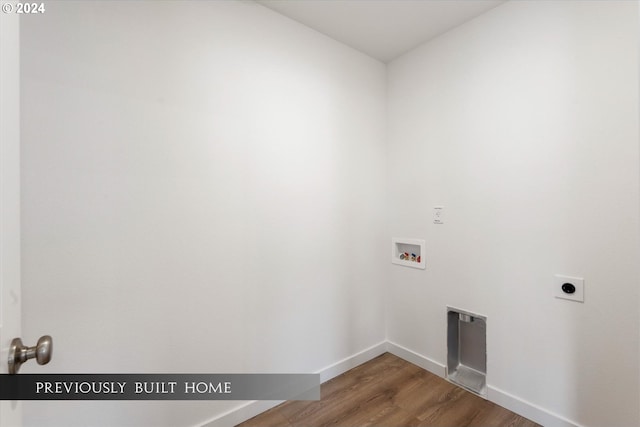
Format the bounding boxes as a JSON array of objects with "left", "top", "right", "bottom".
[{"left": 391, "top": 238, "right": 425, "bottom": 269}]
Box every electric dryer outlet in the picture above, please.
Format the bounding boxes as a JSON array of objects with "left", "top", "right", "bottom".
[{"left": 553, "top": 275, "right": 584, "bottom": 303}]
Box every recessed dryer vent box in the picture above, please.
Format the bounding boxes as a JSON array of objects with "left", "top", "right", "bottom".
[
  {"left": 447, "top": 307, "right": 487, "bottom": 397},
  {"left": 391, "top": 238, "right": 425, "bottom": 269}
]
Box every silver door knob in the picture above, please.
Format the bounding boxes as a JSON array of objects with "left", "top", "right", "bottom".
[{"left": 8, "top": 335, "right": 53, "bottom": 374}]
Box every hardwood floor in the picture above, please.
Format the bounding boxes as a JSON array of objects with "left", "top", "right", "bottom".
[{"left": 238, "top": 353, "right": 540, "bottom": 427}]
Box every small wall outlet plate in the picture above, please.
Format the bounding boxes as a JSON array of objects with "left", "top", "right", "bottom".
[
  {"left": 433, "top": 206, "right": 444, "bottom": 224},
  {"left": 553, "top": 275, "right": 584, "bottom": 303}
]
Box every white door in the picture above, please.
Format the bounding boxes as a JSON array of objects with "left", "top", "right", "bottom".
[{"left": 1, "top": 10, "right": 23, "bottom": 427}]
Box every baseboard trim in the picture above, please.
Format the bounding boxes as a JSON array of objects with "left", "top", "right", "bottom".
[
  {"left": 200, "top": 400, "right": 284, "bottom": 427},
  {"left": 198, "top": 341, "right": 387, "bottom": 427},
  {"left": 316, "top": 340, "right": 388, "bottom": 383},
  {"left": 200, "top": 341, "right": 580, "bottom": 427},
  {"left": 488, "top": 385, "right": 582, "bottom": 427},
  {"left": 385, "top": 342, "right": 582, "bottom": 427},
  {"left": 385, "top": 340, "right": 447, "bottom": 378}
]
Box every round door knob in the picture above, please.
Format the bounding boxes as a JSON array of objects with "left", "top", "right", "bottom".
[
  {"left": 35, "top": 335, "right": 53, "bottom": 365},
  {"left": 8, "top": 335, "right": 53, "bottom": 374}
]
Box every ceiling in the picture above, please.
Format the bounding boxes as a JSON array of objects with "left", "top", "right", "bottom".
[{"left": 256, "top": 0, "right": 507, "bottom": 63}]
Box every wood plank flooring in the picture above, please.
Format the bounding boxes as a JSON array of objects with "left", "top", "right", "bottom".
[{"left": 238, "top": 353, "right": 540, "bottom": 427}]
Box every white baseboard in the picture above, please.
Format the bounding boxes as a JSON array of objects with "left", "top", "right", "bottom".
[
  {"left": 385, "top": 341, "right": 582, "bottom": 427},
  {"left": 316, "top": 340, "right": 387, "bottom": 383},
  {"left": 488, "top": 385, "right": 582, "bottom": 427},
  {"left": 385, "top": 340, "right": 447, "bottom": 377},
  {"left": 199, "top": 341, "right": 580, "bottom": 427},
  {"left": 200, "top": 400, "right": 284, "bottom": 427},
  {"left": 198, "top": 340, "right": 387, "bottom": 427}
]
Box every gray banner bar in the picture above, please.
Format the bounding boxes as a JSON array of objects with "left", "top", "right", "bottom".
[{"left": 0, "top": 374, "right": 320, "bottom": 400}]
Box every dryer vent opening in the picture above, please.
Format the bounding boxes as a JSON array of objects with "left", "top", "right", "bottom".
[{"left": 447, "top": 307, "right": 487, "bottom": 397}]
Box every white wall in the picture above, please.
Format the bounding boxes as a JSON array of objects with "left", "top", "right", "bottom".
[
  {"left": 20, "top": 1, "right": 387, "bottom": 426},
  {"left": 20, "top": 1, "right": 640, "bottom": 426},
  {"left": 386, "top": 1, "right": 639, "bottom": 427}
]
